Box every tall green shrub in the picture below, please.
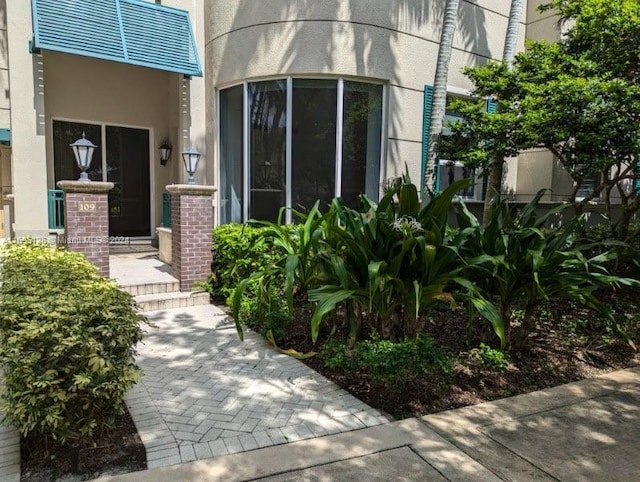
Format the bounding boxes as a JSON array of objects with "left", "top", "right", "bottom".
[
  {"left": 0, "top": 240, "right": 144, "bottom": 443},
  {"left": 230, "top": 205, "right": 329, "bottom": 340},
  {"left": 210, "top": 224, "right": 289, "bottom": 297}
]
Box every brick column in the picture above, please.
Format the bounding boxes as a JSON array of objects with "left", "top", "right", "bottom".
[
  {"left": 166, "top": 184, "right": 216, "bottom": 291},
  {"left": 57, "top": 181, "right": 114, "bottom": 277}
]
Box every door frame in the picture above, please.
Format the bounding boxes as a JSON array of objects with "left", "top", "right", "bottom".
[{"left": 49, "top": 117, "right": 156, "bottom": 236}]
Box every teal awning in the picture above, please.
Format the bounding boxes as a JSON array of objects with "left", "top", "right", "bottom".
[{"left": 31, "top": 0, "right": 202, "bottom": 77}]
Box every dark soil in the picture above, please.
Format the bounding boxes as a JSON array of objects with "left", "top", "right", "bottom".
[
  {"left": 273, "top": 287, "right": 640, "bottom": 420},
  {"left": 21, "top": 409, "right": 146, "bottom": 481}
]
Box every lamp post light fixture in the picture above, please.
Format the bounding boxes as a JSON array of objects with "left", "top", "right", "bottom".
[
  {"left": 70, "top": 132, "right": 97, "bottom": 181},
  {"left": 159, "top": 140, "right": 172, "bottom": 166},
  {"left": 181, "top": 146, "right": 201, "bottom": 185}
]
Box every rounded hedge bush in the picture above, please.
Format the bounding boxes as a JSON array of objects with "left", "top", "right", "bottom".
[
  {"left": 0, "top": 240, "right": 145, "bottom": 443},
  {"left": 210, "top": 223, "right": 292, "bottom": 296}
]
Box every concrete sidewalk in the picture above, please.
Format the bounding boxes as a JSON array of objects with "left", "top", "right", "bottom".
[
  {"left": 101, "top": 366, "right": 640, "bottom": 481},
  {"left": 423, "top": 365, "right": 640, "bottom": 481}
]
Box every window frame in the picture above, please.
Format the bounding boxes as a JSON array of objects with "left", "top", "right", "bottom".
[
  {"left": 435, "top": 93, "right": 485, "bottom": 202},
  {"left": 216, "top": 77, "right": 387, "bottom": 224},
  {"left": 437, "top": 159, "right": 484, "bottom": 201},
  {"left": 575, "top": 175, "right": 601, "bottom": 202}
]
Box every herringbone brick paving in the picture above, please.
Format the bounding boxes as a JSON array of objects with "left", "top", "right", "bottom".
[{"left": 126, "top": 304, "right": 390, "bottom": 469}]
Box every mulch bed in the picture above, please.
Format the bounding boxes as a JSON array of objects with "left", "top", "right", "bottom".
[
  {"left": 273, "top": 287, "right": 640, "bottom": 420},
  {"left": 21, "top": 409, "right": 145, "bottom": 482}
]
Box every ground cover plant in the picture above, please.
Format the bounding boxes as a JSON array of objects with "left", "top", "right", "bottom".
[
  {"left": 0, "top": 240, "right": 146, "bottom": 478},
  {"left": 223, "top": 179, "right": 640, "bottom": 419}
]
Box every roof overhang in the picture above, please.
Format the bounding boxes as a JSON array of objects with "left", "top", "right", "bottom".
[{"left": 31, "top": 0, "right": 202, "bottom": 78}]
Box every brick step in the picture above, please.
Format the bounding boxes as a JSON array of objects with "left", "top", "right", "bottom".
[
  {"left": 121, "top": 281, "right": 181, "bottom": 296},
  {"left": 135, "top": 291, "right": 210, "bottom": 312}
]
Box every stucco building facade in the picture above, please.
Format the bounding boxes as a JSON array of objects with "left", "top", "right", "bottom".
[
  {"left": 0, "top": 0, "right": 604, "bottom": 243},
  {"left": 2, "top": 0, "right": 207, "bottom": 240}
]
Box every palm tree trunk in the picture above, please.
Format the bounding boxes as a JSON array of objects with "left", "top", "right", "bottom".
[
  {"left": 424, "top": 0, "right": 461, "bottom": 194},
  {"left": 482, "top": 0, "right": 525, "bottom": 225},
  {"left": 503, "top": 0, "right": 525, "bottom": 66}
]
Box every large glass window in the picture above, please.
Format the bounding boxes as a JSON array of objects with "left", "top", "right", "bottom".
[
  {"left": 292, "top": 79, "right": 337, "bottom": 212},
  {"left": 219, "top": 85, "right": 244, "bottom": 224},
  {"left": 342, "top": 82, "right": 383, "bottom": 207},
  {"left": 250, "top": 80, "right": 287, "bottom": 222},
  {"left": 575, "top": 175, "right": 600, "bottom": 201},
  {"left": 437, "top": 161, "right": 480, "bottom": 199},
  {"left": 218, "top": 78, "right": 384, "bottom": 223}
]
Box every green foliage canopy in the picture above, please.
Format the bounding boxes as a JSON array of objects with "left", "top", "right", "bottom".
[{"left": 447, "top": 0, "right": 640, "bottom": 239}]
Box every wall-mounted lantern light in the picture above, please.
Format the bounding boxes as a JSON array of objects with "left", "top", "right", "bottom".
[
  {"left": 70, "top": 132, "right": 97, "bottom": 181},
  {"left": 181, "top": 147, "right": 201, "bottom": 185},
  {"left": 159, "top": 140, "right": 172, "bottom": 166}
]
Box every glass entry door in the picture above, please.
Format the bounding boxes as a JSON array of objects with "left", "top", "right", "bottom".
[
  {"left": 53, "top": 121, "right": 151, "bottom": 237},
  {"left": 106, "top": 126, "right": 150, "bottom": 236}
]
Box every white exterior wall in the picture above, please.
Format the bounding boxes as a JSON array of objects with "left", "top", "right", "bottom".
[
  {"left": 205, "top": 0, "right": 525, "bottom": 191},
  {"left": 0, "top": 0, "right": 10, "bottom": 238},
  {"left": 162, "top": 0, "right": 209, "bottom": 186},
  {"left": 526, "top": 0, "right": 561, "bottom": 42},
  {"left": 6, "top": 0, "right": 48, "bottom": 238},
  {"left": 0, "top": 0, "right": 9, "bottom": 132}
]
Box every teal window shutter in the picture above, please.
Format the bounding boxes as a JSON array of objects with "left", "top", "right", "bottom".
[
  {"left": 486, "top": 98, "right": 498, "bottom": 114},
  {"left": 634, "top": 155, "right": 640, "bottom": 194},
  {"left": 484, "top": 99, "right": 498, "bottom": 151},
  {"left": 421, "top": 85, "right": 434, "bottom": 193}
]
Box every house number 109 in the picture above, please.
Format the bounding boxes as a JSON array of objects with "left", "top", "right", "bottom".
[{"left": 78, "top": 202, "right": 96, "bottom": 212}]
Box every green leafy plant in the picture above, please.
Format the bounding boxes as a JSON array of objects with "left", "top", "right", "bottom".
[
  {"left": 468, "top": 343, "right": 509, "bottom": 370},
  {"left": 307, "top": 177, "right": 497, "bottom": 344},
  {"left": 321, "top": 334, "right": 451, "bottom": 383},
  {"left": 0, "top": 240, "right": 145, "bottom": 443},
  {"left": 230, "top": 203, "right": 329, "bottom": 340},
  {"left": 209, "top": 223, "right": 295, "bottom": 338},
  {"left": 209, "top": 223, "right": 291, "bottom": 297},
  {"left": 585, "top": 222, "right": 640, "bottom": 276},
  {"left": 450, "top": 0, "right": 640, "bottom": 238},
  {"left": 228, "top": 280, "right": 291, "bottom": 339},
  {"left": 231, "top": 177, "right": 499, "bottom": 345},
  {"left": 457, "top": 191, "right": 640, "bottom": 349}
]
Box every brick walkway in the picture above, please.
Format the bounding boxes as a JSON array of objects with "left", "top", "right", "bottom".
[{"left": 126, "top": 304, "right": 390, "bottom": 469}]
